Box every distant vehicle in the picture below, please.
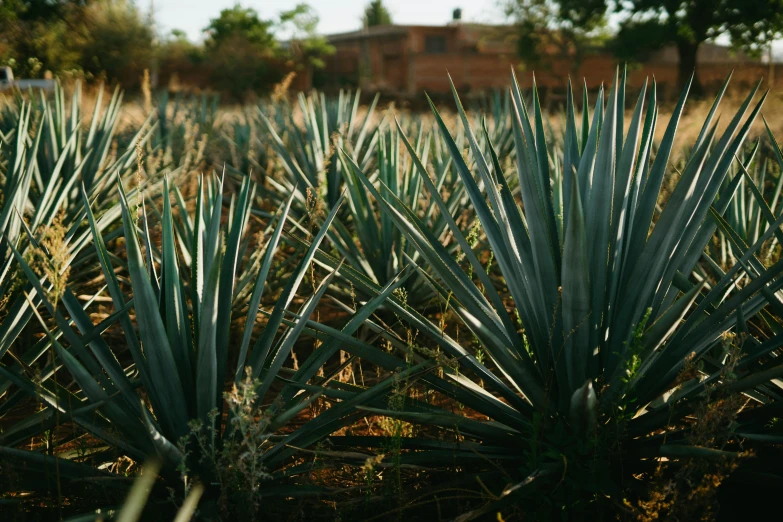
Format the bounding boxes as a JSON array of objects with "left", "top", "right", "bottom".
[{"left": 0, "top": 66, "right": 56, "bottom": 92}]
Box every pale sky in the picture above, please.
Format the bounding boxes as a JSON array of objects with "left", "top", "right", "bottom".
[{"left": 153, "top": 0, "right": 506, "bottom": 41}]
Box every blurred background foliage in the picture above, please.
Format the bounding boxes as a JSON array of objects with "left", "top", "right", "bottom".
[{"left": 0, "top": 0, "right": 334, "bottom": 100}]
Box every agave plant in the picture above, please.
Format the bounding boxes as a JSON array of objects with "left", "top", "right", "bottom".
[
  {"left": 322, "top": 124, "right": 471, "bottom": 308},
  {"left": 151, "top": 90, "right": 218, "bottom": 173},
  {"left": 221, "top": 107, "right": 270, "bottom": 181},
  {"left": 0, "top": 455, "right": 202, "bottom": 521},
  {"left": 327, "top": 70, "right": 783, "bottom": 517},
  {"left": 259, "top": 89, "right": 381, "bottom": 211},
  {"left": 470, "top": 88, "right": 516, "bottom": 164},
  {"left": 261, "top": 91, "right": 476, "bottom": 308},
  {"left": 97, "top": 460, "right": 205, "bottom": 522},
  {"left": 708, "top": 125, "right": 783, "bottom": 270},
  {"left": 0, "top": 172, "right": 426, "bottom": 516},
  {"left": 0, "top": 81, "right": 159, "bottom": 260},
  {"left": 0, "top": 80, "right": 175, "bottom": 411}
]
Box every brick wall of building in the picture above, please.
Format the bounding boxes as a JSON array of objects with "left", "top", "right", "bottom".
[
  {"left": 322, "top": 25, "right": 778, "bottom": 96},
  {"left": 406, "top": 53, "right": 777, "bottom": 95}
]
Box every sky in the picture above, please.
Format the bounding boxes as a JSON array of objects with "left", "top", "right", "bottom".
[{"left": 154, "top": 0, "right": 506, "bottom": 41}]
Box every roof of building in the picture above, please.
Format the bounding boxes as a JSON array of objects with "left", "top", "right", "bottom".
[
  {"left": 326, "top": 25, "right": 409, "bottom": 42},
  {"left": 325, "top": 23, "right": 509, "bottom": 42}
]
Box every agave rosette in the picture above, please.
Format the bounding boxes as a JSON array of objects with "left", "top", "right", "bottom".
[{"left": 331, "top": 69, "right": 783, "bottom": 513}]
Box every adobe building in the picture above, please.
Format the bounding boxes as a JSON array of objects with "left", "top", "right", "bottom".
[{"left": 319, "top": 9, "right": 773, "bottom": 96}]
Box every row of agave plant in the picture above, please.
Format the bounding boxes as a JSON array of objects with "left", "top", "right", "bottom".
[{"left": 1, "top": 70, "right": 783, "bottom": 520}]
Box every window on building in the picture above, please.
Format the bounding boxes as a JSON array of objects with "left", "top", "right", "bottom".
[{"left": 425, "top": 35, "right": 447, "bottom": 54}]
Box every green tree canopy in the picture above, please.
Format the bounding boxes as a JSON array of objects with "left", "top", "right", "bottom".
[
  {"left": 1, "top": 0, "right": 96, "bottom": 77},
  {"left": 0, "top": 0, "right": 90, "bottom": 22},
  {"left": 363, "top": 0, "right": 392, "bottom": 28},
  {"left": 201, "top": 3, "right": 332, "bottom": 99},
  {"left": 0, "top": 0, "right": 333, "bottom": 95},
  {"left": 506, "top": 0, "right": 783, "bottom": 94},
  {"left": 504, "top": 0, "right": 608, "bottom": 73},
  {"left": 75, "top": 0, "right": 154, "bottom": 85},
  {"left": 279, "top": 3, "right": 335, "bottom": 69},
  {"left": 615, "top": 0, "right": 783, "bottom": 94},
  {"left": 204, "top": 5, "right": 277, "bottom": 51}
]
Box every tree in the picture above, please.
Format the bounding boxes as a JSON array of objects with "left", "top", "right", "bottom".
[
  {"left": 204, "top": 5, "right": 276, "bottom": 51},
  {"left": 362, "top": 0, "right": 392, "bottom": 28},
  {"left": 0, "top": 1, "right": 154, "bottom": 84},
  {"left": 157, "top": 29, "right": 205, "bottom": 90},
  {"left": 202, "top": 5, "right": 279, "bottom": 99},
  {"left": 202, "top": 3, "right": 333, "bottom": 99},
  {"left": 0, "top": 0, "right": 90, "bottom": 22},
  {"left": 75, "top": 0, "right": 154, "bottom": 86},
  {"left": 279, "top": 4, "right": 334, "bottom": 69},
  {"left": 615, "top": 0, "right": 783, "bottom": 94},
  {"left": 0, "top": 0, "right": 93, "bottom": 77},
  {"left": 504, "top": 0, "right": 608, "bottom": 74}
]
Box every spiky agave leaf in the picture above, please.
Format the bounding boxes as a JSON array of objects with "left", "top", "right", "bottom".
[
  {"left": 0, "top": 83, "right": 170, "bottom": 417},
  {"left": 257, "top": 88, "right": 380, "bottom": 211},
  {"left": 352, "top": 70, "right": 783, "bottom": 514},
  {"left": 0, "top": 172, "right": 426, "bottom": 512},
  {"left": 332, "top": 123, "right": 469, "bottom": 308}
]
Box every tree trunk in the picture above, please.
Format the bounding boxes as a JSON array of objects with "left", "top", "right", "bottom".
[{"left": 677, "top": 40, "right": 704, "bottom": 97}]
